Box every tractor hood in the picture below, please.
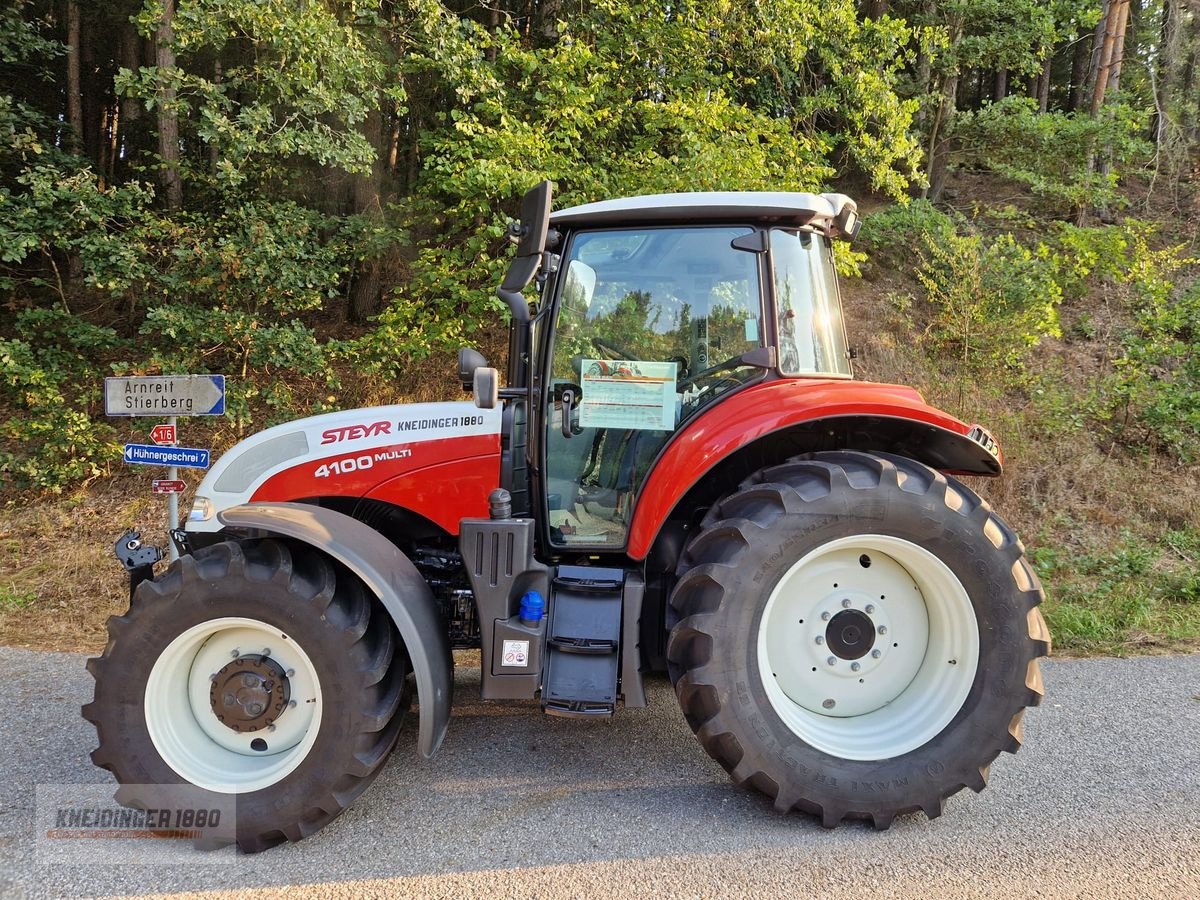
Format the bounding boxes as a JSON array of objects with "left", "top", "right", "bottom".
[{"left": 188, "top": 402, "right": 502, "bottom": 535}]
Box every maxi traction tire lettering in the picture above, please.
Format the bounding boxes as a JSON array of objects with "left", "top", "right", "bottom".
[
  {"left": 82, "top": 539, "right": 409, "bottom": 852},
  {"left": 666, "top": 451, "right": 1051, "bottom": 829}
]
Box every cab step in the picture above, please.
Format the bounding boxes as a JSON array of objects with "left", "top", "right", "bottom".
[{"left": 542, "top": 566, "right": 624, "bottom": 718}]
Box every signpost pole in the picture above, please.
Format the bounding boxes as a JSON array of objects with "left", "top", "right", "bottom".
[{"left": 166, "top": 415, "right": 179, "bottom": 562}]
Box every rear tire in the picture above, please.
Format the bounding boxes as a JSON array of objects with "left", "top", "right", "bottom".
[
  {"left": 83, "top": 539, "right": 409, "bottom": 852},
  {"left": 667, "top": 451, "right": 1050, "bottom": 828}
]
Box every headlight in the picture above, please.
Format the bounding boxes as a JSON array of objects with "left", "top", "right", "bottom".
[{"left": 189, "top": 496, "right": 214, "bottom": 523}]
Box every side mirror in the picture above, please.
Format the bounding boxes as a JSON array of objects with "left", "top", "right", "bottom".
[
  {"left": 457, "top": 347, "right": 488, "bottom": 390},
  {"left": 473, "top": 367, "right": 499, "bottom": 409}
]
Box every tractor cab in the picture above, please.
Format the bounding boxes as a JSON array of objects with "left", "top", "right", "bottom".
[{"left": 473, "top": 182, "right": 863, "bottom": 552}]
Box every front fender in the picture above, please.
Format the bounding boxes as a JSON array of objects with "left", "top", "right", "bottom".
[
  {"left": 217, "top": 502, "right": 452, "bottom": 759},
  {"left": 626, "top": 379, "right": 1003, "bottom": 560}
]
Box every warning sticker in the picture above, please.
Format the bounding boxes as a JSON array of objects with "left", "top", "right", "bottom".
[{"left": 501, "top": 640, "right": 530, "bottom": 667}]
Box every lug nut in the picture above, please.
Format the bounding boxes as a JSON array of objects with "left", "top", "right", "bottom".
[
  {"left": 826, "top": 656, "right": 837, "bottom": 666},
  {"left": 230, "top": 649, "right": 240, "bottom": 658},
  {"left": 285, "top": 669, "right": 295, "bottom": 678},
  {"left": 267, "top": 724, "right": 276, "bottom": 732},
  {"left": 865, "top": 604, "right": 875, "bottom": 614},
  {"left": 822, "top": 699, "right": 836, "bottom": 709},
  {"left": 820, "top": 611, "right": 831, "bottom": 622},
  {"left": 878, "top": 625, "right": 888, "bottom": 635},
  {"left": 851, "top": 662, "right": 861, "bottom": 672},
  {"left": 871, "top": 649, "right": 882, "bottom": 659},
  {"left": 262, "top": 648, "right": 271, "bottom": 657},
  {"left": 815, "top": 636, "right": 824, "bottom": 645},
  {"left": 841, "top": 598, "right": 852, "bottom": 608},
  {"left": 288, "top": 700, "right": 297, "bottom": 708}
]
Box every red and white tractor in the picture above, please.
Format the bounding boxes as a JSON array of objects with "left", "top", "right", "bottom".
[{"left": 85, "top": 182, "right": 1049, "bottom": 850}]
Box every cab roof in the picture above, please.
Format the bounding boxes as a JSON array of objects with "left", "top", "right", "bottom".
[{"left": 549, "top": 191, "right": 858, "bottom": 230}]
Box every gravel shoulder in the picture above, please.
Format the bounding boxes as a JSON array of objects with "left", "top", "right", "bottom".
[{"left": 0, "top": 648, "right": 1197, "bottom": 899}]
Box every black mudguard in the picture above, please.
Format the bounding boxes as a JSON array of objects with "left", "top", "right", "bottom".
[{"left": 217, "top": 502, "right": 453, "bottom": 759}]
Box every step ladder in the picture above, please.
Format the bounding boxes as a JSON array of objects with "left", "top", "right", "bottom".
[{"left": 542, "top": 565, "right": 625, "bottom": 718}]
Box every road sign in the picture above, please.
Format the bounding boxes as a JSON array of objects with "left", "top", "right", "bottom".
[
  {"left": 123, "top": 444, "right": 210, "bottom": 469},
  {"left": 105, "top": 375, "right": 225, "bottom": 417},
  {"left": 150, "top": 424, "right": 177, "bottom": 445},
  {"left": 152, "top": 479, "right": 187, "bottom": 494}
]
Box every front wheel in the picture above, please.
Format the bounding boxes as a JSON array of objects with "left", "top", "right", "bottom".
[
  {"left": 83, "top": 539, "right": 409, "bottom": 852},
  {"left": 667, "top": 451, "right": 1050, "bottom": 829}
]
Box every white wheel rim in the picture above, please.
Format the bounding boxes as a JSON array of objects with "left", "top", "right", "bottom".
[
  {"left": 757, "top": 535, "right": 979, "bottom": 761},
  {"left": 145, "top": 617, "right": 323, "bottom": 793}
]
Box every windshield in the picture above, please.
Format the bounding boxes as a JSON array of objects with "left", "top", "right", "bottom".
[
  {"left": 771, "top": 229, "right": 852, "bottom": 377},
  {"left": 543, "top": 225, "right": 763, "bottom": 546}
]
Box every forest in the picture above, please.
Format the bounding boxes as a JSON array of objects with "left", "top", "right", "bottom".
[{"left": 0, "top": 0, "right": 1198, "bottom": 653}]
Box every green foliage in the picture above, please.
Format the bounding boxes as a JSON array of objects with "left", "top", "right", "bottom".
[
  {"left": 122, "top": 0, "right": 388, "bottom": 186},
  {"left": 355, "top": 0, "right": 924, "bottom": 374},
  {"left": 0, "top": 308, "right": 123, "bottom": 491},
  {"left": 950, "top": 97, "right": 1152, "bottom": 214},
  {"left": 1115, "top": 272, "right": 1200, "bottom": 461},
  {"left": 1031, "top": 528, "right": 1200, "bottom": 652},
  {"left": 857, "top": 200, "right": 958, "bottom": 261},
  {"left": 865, "top": 203, "right": 1064, "bottom": 366}
]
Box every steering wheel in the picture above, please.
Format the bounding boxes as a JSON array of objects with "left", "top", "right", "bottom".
[
  {"left": 677, "top": 357, "right": 751, "bottom": 392},
  {"left": 592, "top": 336, "right": 636, "bottom": 361}
]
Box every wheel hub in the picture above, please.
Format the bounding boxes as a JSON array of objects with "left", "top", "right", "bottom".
[
  {"left": 209, "top": 655, "right": 290, "bottom": 733},
  {"left": 825, "top": 609, "right": 875, "bottom": 660}
]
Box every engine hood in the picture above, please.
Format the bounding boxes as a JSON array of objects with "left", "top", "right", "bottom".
[{"left": 188, "top": 401, "right": 502, "bottom": 533}]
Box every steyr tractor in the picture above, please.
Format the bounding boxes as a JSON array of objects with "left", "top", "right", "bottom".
[{"left": 84, "top": 183, "right": 1050, "bottom": 851}]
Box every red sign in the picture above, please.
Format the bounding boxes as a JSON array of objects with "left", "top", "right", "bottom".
[
  {"left": 150, "top": 424, "right": 177, "bottom": 445},
  {"left": 152, "top": 479, "right": 186, "bottom": 494}
]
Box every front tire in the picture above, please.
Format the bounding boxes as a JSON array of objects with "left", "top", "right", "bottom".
[
  {"left": 83, "top": 539, "right": 409, "bottom": 852},
  {"left": 667, "top": 451, "right": 1050, "bottom": 828}
]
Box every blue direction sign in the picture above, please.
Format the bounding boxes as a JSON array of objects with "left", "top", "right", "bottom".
[
  {"left": 105, "top": 375, "right": 225, "bottom": 417},
  {"left": 123, "top": 444, "right": 211, "bottom": 469}
]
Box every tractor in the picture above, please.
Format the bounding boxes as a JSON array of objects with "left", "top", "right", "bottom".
[{"left": 84, "top": 182, "right": 1049, "bottom": 851}]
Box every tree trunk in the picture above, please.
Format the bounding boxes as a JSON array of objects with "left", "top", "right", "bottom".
[
  {"left": 155, "top": 0, "right": 182, "bottom": 211},
  {"left": 1153, "top": 0, "right": 1179, "bottom": 148},
  {"left": 65, "top": 1, "right": 83, "bottom": 155},
  {"left": 993, "top": 68, "right": 1007, "bottom": 102},
  {"left": 117, "top": 25, "right": 143, "bottom": 165},
  {"left": 1091, "top": 0, "right": 1127, "bottom": 117},
  {"left": 348, "top": 107, "right": 386, "bottom": 322},
  {"left": 1036, "top": 54, "right": 1052, "bottom": 112},
  {"left": 1085, "top": 1, "right": 1112, "bottom": 112},
  {"left": 864, "top": 1, "right": 891, "bottom": 18},
  {"left": 925, "top": 72, "right": 959, "bottom": 203},
  {"left": 1105, "top": 0, "right": 1131, "bottom": 96},
  {"left": 1068, "top": 26, "right": 1092, "bottom": 111},
  {"left": 913, "top": 1, "right": 934, "bottom": 132}
]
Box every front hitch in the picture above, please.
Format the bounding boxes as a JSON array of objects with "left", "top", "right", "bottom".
[{"left": 113, "top": 531, "right": 163, "bottom": 602}]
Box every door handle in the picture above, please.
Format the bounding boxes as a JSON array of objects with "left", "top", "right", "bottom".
[{"left": 561, "top": 388, "right": 576, "bottom": 438}]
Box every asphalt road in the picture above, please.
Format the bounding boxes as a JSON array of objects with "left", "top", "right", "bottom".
[{"left": 0, "top": 647, "right": 1197, "bottom": 899}]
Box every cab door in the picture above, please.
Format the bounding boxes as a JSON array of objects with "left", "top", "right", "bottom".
[{"left": 541, "top": 225, "right": 766, "bottom": 549}]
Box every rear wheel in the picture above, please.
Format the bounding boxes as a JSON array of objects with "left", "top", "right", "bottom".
[
  {"left": 667, "top": 451, "right": 1050, "bottom": 828},
  {"left": 83, "top": 539, "right": 409, "bottom": 852}
]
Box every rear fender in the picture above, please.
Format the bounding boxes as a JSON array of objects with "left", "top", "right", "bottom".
[
  {"left": 217, "top": 502, "right": 452, "bottom": 759},
  {"left": 627, "top": 379, "right": 1003, "bottom": 560}
]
